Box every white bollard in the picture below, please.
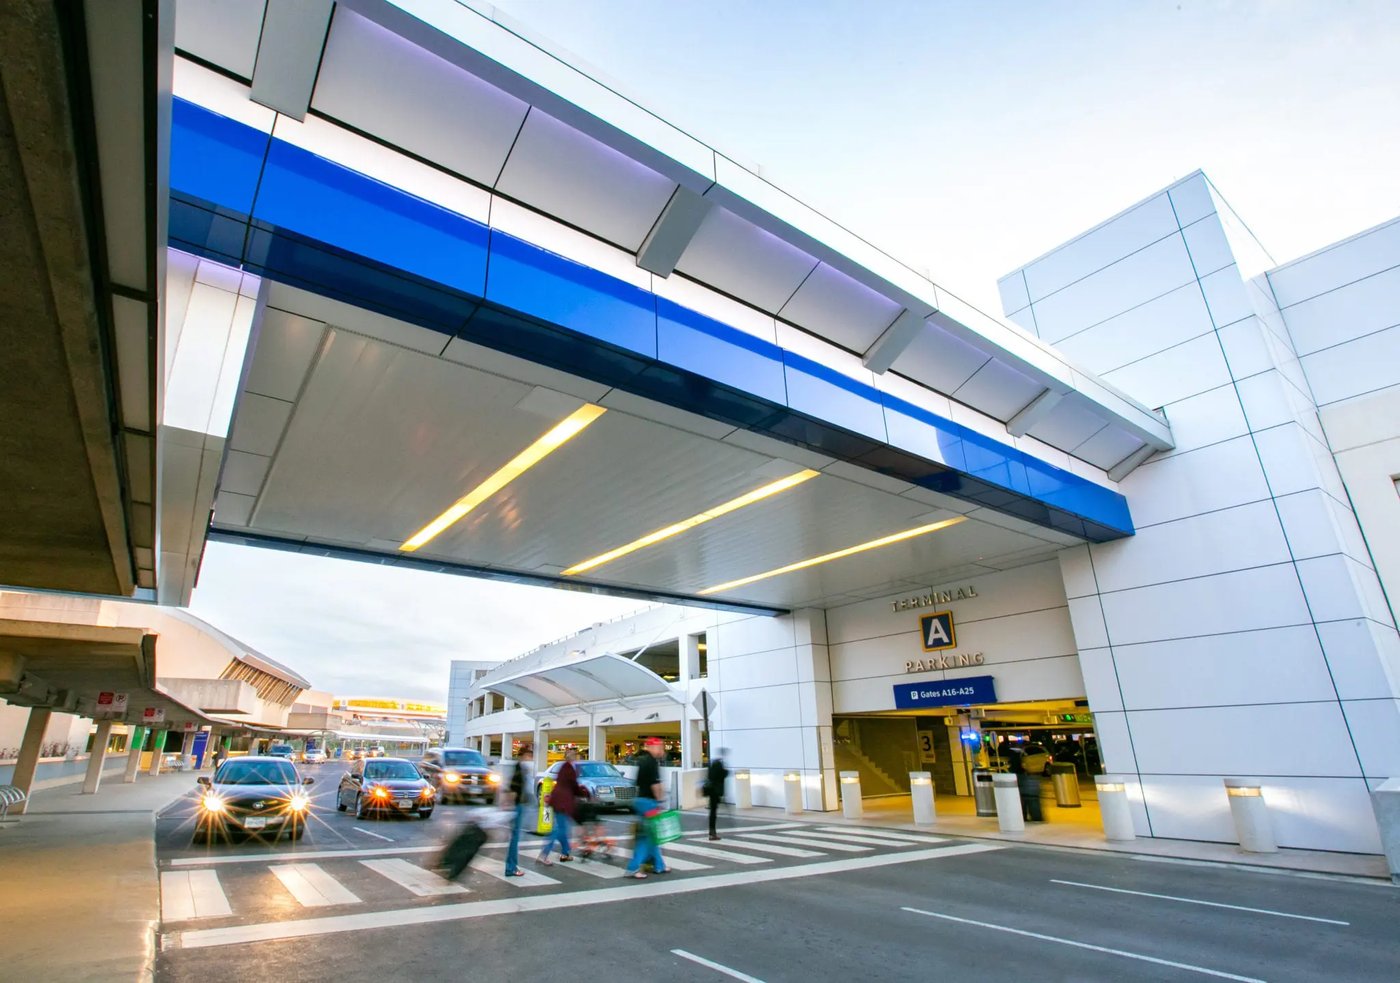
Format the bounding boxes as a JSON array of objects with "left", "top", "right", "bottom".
[
  {"left": 734, "top": 770, "right": 752, "bottom": 809},
  {"left": 839, "top": 771, "right": 862, "bottom": 819},
  {"left": 992, "top": 773, "right": 1024, "bottom": 832},
  {"left": 910, "top": 771, "right": 936, "bottom": 826},
  {"left": 1224, "top": 778, "right": 1276, "bottom": 853},
  {"left": 1370, "top": 777, "right": 1400, "bottom": 884},
  {"left": 784, "top": 772, "right": 803, "bottom": 815},
  {"left": 1095, "top": 775, "right": 1137, "bottom": 841}
]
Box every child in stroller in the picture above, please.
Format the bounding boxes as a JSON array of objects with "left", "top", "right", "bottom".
[{"left": 573, "top": 800, "right": 615, "bottom": 860}]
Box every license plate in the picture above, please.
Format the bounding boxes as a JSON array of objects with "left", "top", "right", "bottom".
[{"left": 243, "top": 817, "right": 268, "bottom": 830}]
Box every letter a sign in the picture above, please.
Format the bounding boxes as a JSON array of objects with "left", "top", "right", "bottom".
[{"left": 919, "top": 611, "right": 956, "bottom": 652}]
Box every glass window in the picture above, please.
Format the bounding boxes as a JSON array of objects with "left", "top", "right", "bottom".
[
  {"left": 216, "top": 759, "right": 298, "bottom": 785},
  {"left": 365, "top": 760, "right": 423, "bottom": 780},
  {"left": 443, "top": 750, "right": 485, "bottom": 767},
  {"left": 576, "top": 763, "right": 624, "bottom": 778}
]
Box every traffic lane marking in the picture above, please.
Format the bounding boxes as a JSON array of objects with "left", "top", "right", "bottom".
[
  {"left": 672, "top": 948, "right": 766, "bottom": 982},
  {"left": 167, "top": 845, "right": 441, "bottom": 866},
  {"left": 269, "top": 864, "right": 361, "bottom": 907},
  {"left": 168, "top": 843, "right": 1001, "bottom": 948},
  {"left": 1049, "top": 879, "right": 1350, "bottom": 925},
  {"left": 901, "top": 906, "right": 1266, "bottom": 982},
  {"left": 353, "top": 827, "right": 394, "bottom": 842},
  {"left": 161, "top": 870, "right": 232, "bottom": 921},
  {"left": 360, "top": 858, "right": 468, "bottom": 897}
]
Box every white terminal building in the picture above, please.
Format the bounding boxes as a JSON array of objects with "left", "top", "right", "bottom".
[{"left": 1, "top": 1, "right": 1396, "bottom": 858}]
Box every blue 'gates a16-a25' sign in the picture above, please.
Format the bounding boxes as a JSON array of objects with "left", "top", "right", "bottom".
[{"left": 894, "top": 675, "right": 997, "bottom": 709}]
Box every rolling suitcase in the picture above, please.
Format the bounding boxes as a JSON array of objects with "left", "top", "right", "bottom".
[{"left": 439, "top": 821, "right": 488, "bottom": 880}]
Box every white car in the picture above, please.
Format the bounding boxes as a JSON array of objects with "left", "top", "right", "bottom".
[{"left": 300, "top": 747, "right": 328, "bottom": 764}]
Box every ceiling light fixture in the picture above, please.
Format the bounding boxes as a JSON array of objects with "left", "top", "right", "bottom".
[
  {"left": 561, "top": 468, "right": 821, "bottom": 575},
  {"left": 698, "top": 516, "right": 968, "bottom": 595},
  {"left": 400, "top": 403, "right": 607, "bottom": 552}
]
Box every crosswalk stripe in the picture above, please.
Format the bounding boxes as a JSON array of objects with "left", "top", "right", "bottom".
[
  {"left": 786, "top": 830, "right": 920, "bottom": 848},
  {"left": 711, "top": 838, "right": 822, "bottom": 858},
  {"left": 558, "top": 858, "right": 629, "bottom": 879},
  {"left": 360, "top": 858, "right": 469, "bottom": 897},
  {"left": 269, "top": 864, "right": 361, "bottom": 907},
  {"left": 471, "top": 856, "right": 559, "bottom": 887},
  {"left": 681, "top": 822, "right": 806, "bottom": 837},
  {"left": 740, "top": 832, "right": 871, "bottom": 853},
  {"left": 663, "top": 842, "right": 770, "bottom": 865},
  {"left": 161, "top": 869, "right": 232, "bottom": 921},
  {"left": 169, "top": 845, "right": 439, "bottom": 867},
  {"left": 614, "top": 846, "right": 711, "bottom": 871},
  {"left": 813, "top": 827, "right": 947, "bottom": 845}
]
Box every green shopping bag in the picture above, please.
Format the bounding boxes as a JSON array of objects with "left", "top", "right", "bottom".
[{"left": 646, "top": 809, "right": 683, "bottom": 844}]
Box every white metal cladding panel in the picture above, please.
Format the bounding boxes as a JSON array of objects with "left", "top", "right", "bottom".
[
  {"left": 1273, "top": 488, "right": 1374, "bottom": 565},
  {"left": 777, "top": 263, "right": 904, "bottom": 354},
  {"left": 676, "top": 205, "right": 819, "bottom": 314},
  {"left": 1052, "top": 281, "right": 1215, "bottom": 377},
  {"left": 1296, "top": 553, "right": 1393, "bottom": 625},
  {"left": 1343, "top": 699, "right": 1400, "bottom": 778},
  {"left": 311, "top": 7, "right": 529, "bottom": 187},
  {"left": 712, "top": 614, "right": 799, "bottom": 661},
  {"left": 1098, "top": 564, "right": 1310, "bottom": 647},
  {"left": 1234, "top": 371, "right": 1320, "bottom": 436},
  {"left": 1107, "top": 627, "right": 1334, "bottom": 711},
  {"left": 1029, "top": 235, "right": 1199, "bottom": 343},
  {"left": 1251, "top": 423, "right": 1351, "bottom": 502},
  {"left": 1315, "top": 619, "right": 1400, "bottom": 701},
  {"left": 1018, "top": 192, "right": 1181, "bottom": 304},
  {"left": 1085, "top": 500, "right": 1290, "bottom": 594},
  {"left": 1166, "top": 174, "right": 1216, "bottom": 227},
  {"left": 1100, "top": 333, "right": 1233, "bottom": 409},
  {"left": 1116, "top": 436, "right": 1269, "bottom": 529},
  {"left": 997, "top": 271, "right": 1030, "bottom": 316},
  {"left": 1267, "top": 216, "right": 1400, "bottom": 309},
  {"left": 1301, "top": 325, "right": 1400, "bottom": 407},
  {"left": 174, "top": 0, "right": 266, "bottom": 79},
  {"left": 1128, "top": 703, "right": 1362, "bottom": 778},
  {"left": 494, "top": 109, "right": 678, "bottom": 251},
  {"left": 242, "top": 308, "right": 325, "bottom": 403},
  {"left": 716, "top": 684, "right": 806, "bottom": 733},
  {"left": 949, "top": 358, "right": 1045, "bottom": 422},
  {"left": 715, "top": 646, "right": 798, "bottom": 693},
  {"left": 887, "top": 323, "right": 994, "bottom": 397},
  {"left": 1179, "top": 216, "right": 1236, "bottom": 278},
  {"left": 1278, "top": 264, "right": 1400, "bottom": 355},
  {"left": 1072, "top": 428, "right": 1145, "bottom": 471}
]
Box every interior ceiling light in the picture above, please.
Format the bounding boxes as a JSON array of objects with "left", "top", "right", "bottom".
[
  {"left": 561, "top": 468, "right": 821, "bottom": 576},
  {"left": 699, "top": 515, "right": 968, "bottom": 595},
  {"left": 400, "top": 403, "right": 607, "bottom": 552}
]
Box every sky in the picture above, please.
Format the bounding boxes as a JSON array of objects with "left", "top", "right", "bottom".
[{"left": 189, "top": 0, "right": 1400, "bottom": 702}]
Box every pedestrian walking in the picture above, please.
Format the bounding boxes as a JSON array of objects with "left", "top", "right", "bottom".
[
  {"left": 625, "top": 736, "right": 669, "bottom": 879},
  {"left": 705, "top": 748, "right": 730, "bottom": 841},
  {"left": 538, "top": 748, "right": 586, "bottom": 865},
  {"left": 502, "top": 746, "right": 534, "bottom": 878}
]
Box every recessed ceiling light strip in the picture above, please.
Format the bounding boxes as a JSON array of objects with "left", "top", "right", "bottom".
[
  {"left": 698, "top": 515, "right": 967, "bottom": 595},
  {"left": 400, "top": 403, "right": 607, "bottom": 552},
  {"left": 561, "top": 468, "right": 821, "bottom": 576}
]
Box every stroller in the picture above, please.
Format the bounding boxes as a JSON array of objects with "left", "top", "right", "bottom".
[{"left": 573, "top": 800, "right": 615, "bottom": 861}]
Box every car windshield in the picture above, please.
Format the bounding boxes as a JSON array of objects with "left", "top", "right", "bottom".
[
  {"left": 268, "top": 745, "right": 293, "bottom": 754},
  {"left": 217, "top": 759, "right": 297, "bottom": 786},
  {"left": 577, "top": 763, "right": 624, "bottom": 778},
  {"left": 365, "top": 761, "right": 421, "bottom": 780},
  {"left": 443, "top": 751, "right": 485, "bottom": 767}
]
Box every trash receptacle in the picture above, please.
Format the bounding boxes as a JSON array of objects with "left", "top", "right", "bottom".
[
  {"left": 1050, "top": 762, "right": 1081, "bottom": 807},
  {"left": 972, "top": 768, "right": 997, "bottom": 816}
]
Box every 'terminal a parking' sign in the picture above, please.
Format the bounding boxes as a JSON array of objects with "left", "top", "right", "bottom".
[{"left": 894, "top": 675, "right": 997, "bottom": 709}]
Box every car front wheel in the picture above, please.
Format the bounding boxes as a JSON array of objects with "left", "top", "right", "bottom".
[
  {"left": 355, "top": 793, "right": 367, "bottom": 819},
  {"left": 419, "top": 809, "right": 433, "bottom": 820}
]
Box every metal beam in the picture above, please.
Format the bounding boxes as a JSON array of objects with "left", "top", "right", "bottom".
[
  {"left": 251, "top": 0, "right": 335, "bottom": 120},
  {"left": 1107, "top": 442, "right": 1157, "bottom": 482},
  {"left": 861, "top": 308, "right": 928, "bottom": 374},
  {"left": 1006, "top": 388, "right": 1067, "bottom": 437},
  {"left": 636, "top": 185, "right": 713, "bottom": 276}
]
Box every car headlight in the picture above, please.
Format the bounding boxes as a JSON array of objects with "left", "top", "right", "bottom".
[
  {"left": 594, "top": 786, "right": 611, "bottom": 794},
  {"left": 287, "top": 793, "right": 311, "bottom": 813},
  {"left": 420, "top": 786, "right": 435, "bottom": 798},
  {"left": 487, "top": 772, "right": 500, "bottom": 784},
  {"left": 372, "top": 786, "right": 390, "bottom": 799},
  {"left": 444, "top": 772, "right": 460, "bottom": 783},
  {"left": 201, "top": 793, "right": 225, "bottom": 813}
]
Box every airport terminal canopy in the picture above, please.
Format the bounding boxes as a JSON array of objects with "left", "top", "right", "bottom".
[{"left": 483, "top": 652, "right": 677, "bottom": 711}]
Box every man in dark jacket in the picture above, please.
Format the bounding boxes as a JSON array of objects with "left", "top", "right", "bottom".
[{"left": 706, "top": 748, "right": 730, "bottom": 840}]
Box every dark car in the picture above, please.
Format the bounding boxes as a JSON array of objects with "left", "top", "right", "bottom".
[
  {"left": 535, "top": 760, "right": 636, "bottom": 813},
  {"left": 194, "top": 755, "right": 314, "bottom": 842},
  {"left": 419, "top": 747, "right": 499, "bottom": 803},
  {"left": 336, "top": 756, "right": 436, "bottom": 819}
]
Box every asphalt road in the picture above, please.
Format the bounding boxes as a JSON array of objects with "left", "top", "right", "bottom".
[{"left": 154, "top": 763, "right": 1400, "bottom": 983}]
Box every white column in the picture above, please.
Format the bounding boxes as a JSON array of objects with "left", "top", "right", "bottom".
[
  {"left": 839, "top": 771, "right": 863, "bottom": 819},
  {"left": 587, "top": 720, "right": 604, "bottom": 761},
  {"left": 1095, "top": 775, "right": 1136, "bottom": 841},
  {"left": 81, "top": 720, "right": 115, "bottom": 794},
  {"left": 180, "top": 730, "right": 196, "bottom": 770},
  {"left": 910, "top": 771, "right": 936, "bottom": 825},
  {"left": 992, "top": 773, "right": 1024, "bottom": 832},
  {"left": 123, "top": 727, "right": 146, "bottom": 783},
  {"left": 148, "top": 729, "right": 166, "bottom": 776},
  {"left": 198, "top": 729, "right": 218, "bottom": 769},
  {"left": 500, "top": 732, "right": 511, "bottom": 760},
  {"left": 1224, "top": 778, "right": 1277, "bottom": 853},
  {"left": 11, "top": 707, "right": 52, "bottom": 814}
]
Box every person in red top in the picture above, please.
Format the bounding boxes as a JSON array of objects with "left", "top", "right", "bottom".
[{"left": 538, "top": 748, "right": 587, "bottom": 865}]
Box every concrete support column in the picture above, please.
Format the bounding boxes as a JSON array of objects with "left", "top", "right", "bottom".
[
  {"left": 11, "top": 707, "right": 52, "bottom": 814},
  {"left": 123, "top": 727, "right": 146, "bottom": 782},
  {"left": 533, "top": 724, "right": 545, "bottom": 764},
  {"left": 148, "top": 729, "right": 166, "bottom": 776},
  {"left": 81, "top": 720, "right": 115, "bottom": 795},
  {"left": 197, "top": 729, "right": 218, "bottom": 769},
  {"left": 180, "top": 730, "right": 196, "bottom": 770},
  {"left": 500, "top": 732, "right": 511, "bottom": 760},
  {"left": 587, "top": 721, "right": 604, "bottom": 762}
]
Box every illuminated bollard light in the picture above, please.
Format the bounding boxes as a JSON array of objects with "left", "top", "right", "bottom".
[
  {"left": 734, "top": 770, "right": 752, "bottom": 809},
  {"left": 1095, "top": 775, "right": 1136, "bottom": 841},
  {"left": 991, "top": 772, "right": 1024, "bottom": 832},
  {"left": 1370, "top": 777, "right": 1400, "bottom": 884},
  {"left": 839, "top": 771, "right": 863, "bottom": 819},
  {"left": 784, "top": 771, "right": 803, "bottom": 815},
  {"left": 1224, "top": 778, "right": 1276, "bottom": 853},
  {"left": 909, "top": 772, "right": 936, "bottom": 826}
]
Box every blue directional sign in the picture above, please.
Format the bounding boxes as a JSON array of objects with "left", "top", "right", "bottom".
[{"left": 894, "top": 675, "right": 997, "bottom": 709}]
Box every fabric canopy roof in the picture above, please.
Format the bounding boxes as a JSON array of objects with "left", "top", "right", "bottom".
[{"left": 483, "top": 652, "right": 676, "bottom": 711}]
